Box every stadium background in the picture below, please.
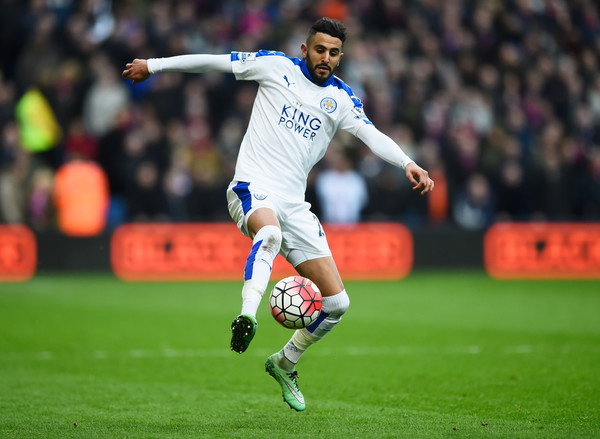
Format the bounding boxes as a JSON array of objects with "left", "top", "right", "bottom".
[{"left": 1, "top": 0, "right": 600, "bottom": 262}]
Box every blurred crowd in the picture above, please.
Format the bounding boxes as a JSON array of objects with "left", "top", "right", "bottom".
[{"left": 1, "top": 0, "right": 600, "bottom": 233}]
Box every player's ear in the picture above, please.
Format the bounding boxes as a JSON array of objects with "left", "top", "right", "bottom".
[{"left": 301, "top": 43, "right": 308, "bottom": 58}]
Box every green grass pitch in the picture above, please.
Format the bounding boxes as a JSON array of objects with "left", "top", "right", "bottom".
[{"left": 0, "top": 272, "right": 599, "bottom": 438}]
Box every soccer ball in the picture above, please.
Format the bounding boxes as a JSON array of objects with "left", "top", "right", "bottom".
[{"left": 269, "top": 276, "right": 322, "bottom": 329}]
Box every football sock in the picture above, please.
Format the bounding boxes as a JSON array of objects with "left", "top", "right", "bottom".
[
  {"left": 269, "top": 350, "right": 295, "bottom": 372},
  {"left": 240, "top": 225, "right": 282, "bottom": 317},
  {"left": 278, "top": 290, "right": 350, "bottom": 368}
]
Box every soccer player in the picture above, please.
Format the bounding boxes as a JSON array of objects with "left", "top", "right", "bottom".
[{"left": 122, "top": 17, "right": 434, "bottom": 411}]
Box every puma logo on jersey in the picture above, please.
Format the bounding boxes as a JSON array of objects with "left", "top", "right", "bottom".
[{"left": 283, "top": 75, "right": 295, "bottom": 87}]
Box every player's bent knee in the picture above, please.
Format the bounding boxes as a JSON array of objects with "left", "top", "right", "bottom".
[
  {"left": 322, "top": 290, "right": 350, "bottom": 318},
  {"left": 257, "top": 225, "right": 282, "bottom": 254}
]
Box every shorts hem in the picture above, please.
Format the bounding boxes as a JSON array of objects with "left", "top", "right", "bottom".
[{"left": 285, "top": 248, "right": 332, "bottom": 268}]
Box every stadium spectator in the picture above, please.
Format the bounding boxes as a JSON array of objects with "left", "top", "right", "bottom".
[
  {"left": 83, "top": 52, "right": 129, "bottom": 137},
  {"left": 0, "top": 122, "right": 27, "bottom": 224},
  {"left": 452, "top": 172, "right": 494, "bottom": 229},
  {"left": 315, "top": 141, "right": 368, "bottom": 223},
  {"left": 52, "top": 159, "right": 109, "bottom": 236}
]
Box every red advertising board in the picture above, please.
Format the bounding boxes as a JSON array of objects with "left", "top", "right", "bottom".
[
  {"left": 0, "top": 225, "right": 37, "bottom": 282},
  {"left": 111, "top": 223, "right": 412, "bottom": 281},
  {"left": 484, "top": 223, "right": 600, "bottom": 279}
]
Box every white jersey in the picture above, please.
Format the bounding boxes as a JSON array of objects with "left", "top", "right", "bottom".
[{"left": 230, "top": 50, "right": 372, "bottom": 201}]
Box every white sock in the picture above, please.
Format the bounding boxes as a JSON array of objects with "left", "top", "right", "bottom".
[
  {"left": 276, "top": 290, "right": 350, "bottom": 369},
  {"left": 240, "top": 225, "right": 281, "bottom": 317},
  {"left": 240, "top": 281, "right": 263, "bottom": 317},
  {"left": 270, "top": 348, "right": 296, "bottom": 372}
]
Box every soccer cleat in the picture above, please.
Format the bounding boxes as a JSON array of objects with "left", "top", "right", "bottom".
[
  {"left": 265, "top": 356, "right": 305, "bottom": 411},
  {"left": 230, "top": 314, "right": 257, "bottom": 354}
]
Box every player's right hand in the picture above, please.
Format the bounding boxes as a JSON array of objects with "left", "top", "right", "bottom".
[{"left": 122, "top": 59, "right": 150, "bottom": 85}]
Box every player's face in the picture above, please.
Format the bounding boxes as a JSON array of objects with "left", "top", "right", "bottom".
[{"left": 301, "top": 32, "right": 343, "bottom": 84}]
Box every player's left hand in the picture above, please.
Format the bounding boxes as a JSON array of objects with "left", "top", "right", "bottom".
[{"left": 405, "top": 162, "right": 434, "bottom": 195}]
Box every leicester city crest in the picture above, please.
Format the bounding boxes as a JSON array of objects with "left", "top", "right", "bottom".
[{"left": 320, "top": 97, "right": 337, "bottom": 113}]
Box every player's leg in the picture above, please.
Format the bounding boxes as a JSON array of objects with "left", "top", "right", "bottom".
[
  {"left": 269, "top": 256, "right": 348, "bottom": 369},
  {"left": 264, "top": 202, "right": 347, "bottom": 410},
  {"left": 231, "top": 207, "right": 282, "bottom": 353},
  {"left": 266, "top": 256, "right": 349, "bottom": 411},
  {"left": 241, "top": 207, "right": 282, "bottom": 316}
]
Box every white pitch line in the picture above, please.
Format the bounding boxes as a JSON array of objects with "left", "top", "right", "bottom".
[{"left": 4, "top": 344, "right": 598, "bottom": 362}]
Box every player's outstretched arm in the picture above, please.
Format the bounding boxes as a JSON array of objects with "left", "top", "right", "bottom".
[
  {"left": 122, "top": 59, "right": 150, "bottom": 85},
  {"left": 123, "top": 54, "right": 232, "bottom": 85},
  {"left": 356, "top": 124, "right": 434, "bottom": 195}
]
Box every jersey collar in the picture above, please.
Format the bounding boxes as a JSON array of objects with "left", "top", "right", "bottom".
[{"left": 299, "top": 58, "right": 335, "bottom": 87}]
